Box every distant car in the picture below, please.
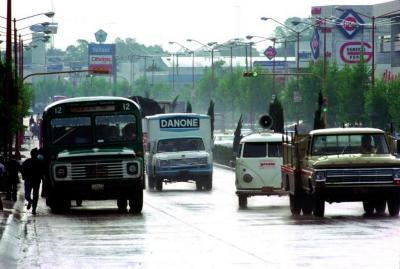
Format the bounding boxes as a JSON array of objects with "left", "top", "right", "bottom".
[{"left": 214, "top": 133, "right": 234, "bottom": 147}]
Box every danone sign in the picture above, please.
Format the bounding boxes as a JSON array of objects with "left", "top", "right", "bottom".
[{"left": 160, "top": 117, "right": 200, "bottom": 129}]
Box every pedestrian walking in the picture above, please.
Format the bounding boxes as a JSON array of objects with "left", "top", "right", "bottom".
[
  {"left": 22, "top": 148, "right": 45, "bottom": 215},
  {"left": 5, "top": 155, "right": 21, "bottom": 201},
  {"left": 0, "top": 156, "right": 5, "bottom": 211}
]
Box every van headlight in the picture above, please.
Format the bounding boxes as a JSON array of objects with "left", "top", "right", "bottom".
[
  {"left": 393, "top": 169, "right": 400, "bottom": 184},
  {"left": 314, "top": 171, "right": 326, "bottom": 182},
  {"left": 243, "top": 174, "right": 253, "bottom": 183},
  {"left": 55, "top": 165, "right": 68, "bottom": 178}
]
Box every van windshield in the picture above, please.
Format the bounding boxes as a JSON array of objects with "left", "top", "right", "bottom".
[
  {"left": 242, "top": 142, "right": 282, "bottom": 158},
  {"left": 157, "top": 138, "right": 204, "bottom": 152}
]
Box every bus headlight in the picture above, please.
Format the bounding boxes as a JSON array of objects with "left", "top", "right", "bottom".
[
  {"left": 55, "top": 166, "right": 68, "bottom": 178},
  {"left": 314, "top": 171, "right": 326, "bottom": 182},
  {"left": 243, "top": 174, "right": 253, "bottom": 183},
  {"left": 127, "top": 163, "right": 138, "bottom": 175}
]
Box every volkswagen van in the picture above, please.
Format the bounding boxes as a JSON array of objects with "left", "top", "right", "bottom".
[{"left": 235, "top": 132, "right": 288, "bottom": 208}]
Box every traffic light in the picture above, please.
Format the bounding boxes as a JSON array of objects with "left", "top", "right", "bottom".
[
  {"left": 322, "top": 97, "right": 328, "bottom": 112},
  {"left": 243, "top": 71, "right": 258, "bottom": 77}
]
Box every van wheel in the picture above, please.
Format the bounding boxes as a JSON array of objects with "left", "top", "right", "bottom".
[
  {"left": 129, "top": 188, "right": 143, "bottom": 214},
  {"left": 387, "top": 195, "right": 400, "bottom": 217},
  {"left": 155, "top": 178, "right": 163, "bottom": 191},
  {"left": 313, "top": 195, "right": 325, "bottom": 217},
  {"left": 289, "top": 194, "right": 302, "bottom": 215},
  {"left": 238, "top": 195, "right": 247, "bottom": 209}
]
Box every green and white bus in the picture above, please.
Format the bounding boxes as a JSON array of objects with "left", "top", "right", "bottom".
[{"left": 41, "top": 96, "right": 144, "bottom": 213}]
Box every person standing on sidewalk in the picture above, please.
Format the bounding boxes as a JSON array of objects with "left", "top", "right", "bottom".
[
  {"left": 5, "top": 155, "right": 21, "bottom": 202},
  {"left": 22, "top": 148, "right": 45, "bottom": 215},
  {"left": 0, "top": 156, "right": 5, "bottom": 211}
]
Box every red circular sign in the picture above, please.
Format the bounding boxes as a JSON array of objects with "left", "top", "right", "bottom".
[
  {"left": 264, "top": 46, "right": 276, "bottom": 60},
  {"left": 342, "top": 16, "right": 357, "bottom": 31}
]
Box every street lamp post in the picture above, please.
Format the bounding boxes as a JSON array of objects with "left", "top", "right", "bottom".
[
  {"left": 1, "top": 10, "right": 54, "bottom": 158},
  {"left": 169, "top": 41, "right": 195, "bottom": 98}
]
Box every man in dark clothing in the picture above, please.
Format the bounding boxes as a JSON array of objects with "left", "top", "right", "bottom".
[
  {"left": 22, "top": 148, "right": 45, "bottom": 215},
  {"left": 5, "top": 155, "right": 21, "bottom": 201}
]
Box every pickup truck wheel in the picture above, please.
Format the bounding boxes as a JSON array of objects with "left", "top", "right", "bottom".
[
  {"left": 196, "top": 181, "right": 203, "bottom": 191},
  {"left": 313, "top": 195, "right": 325, "bottom": 217},
  {"left": 155, "top": 178, "right": 163, "bottom": 191},
  {"left": 238, "top": 195, "right": 247, "bottom": 209},
  {"left": 289, "top": 194, "right": 302, "bottom": 215},
  {"left": 363, "top": 200, "right": 375, "bottom": 216},
  {"left": 374, "top": 199, "right": 386, "bottom": 215},
  {"left": 387, "top": 195, "right": 400, "bottom": 217},
  {"left": 302, "top": 194, "right": 313, "bottom": 215},
  {"left": 117, "top": 198, "right": 127, "bottom": 212},
  {"left": 129, "top": 188, "right": 143, "bottom": 214},
  {"left": 204, "top": 175, "right": 212, "bottom": 191}
]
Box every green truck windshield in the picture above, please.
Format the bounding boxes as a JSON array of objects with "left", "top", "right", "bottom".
[
  {"left": 311, "top": 133, "right": 389, "bottom": 155},
  {"left": 50, "top": 114, "right": 137, "bottom": 145}
]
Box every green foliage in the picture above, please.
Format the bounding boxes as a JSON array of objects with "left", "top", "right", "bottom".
[
  {"left": 313, "top": 90, "right": 326, "bottom": 130},
  {"left": 207, "top": 100, "right": 215, "bottom": 138},
  {"left": 233, "top": 115, "right": 243, "bottom": 154},
  {"left": 186, "top": 102, "right": 192, "bottom": 113},
  {"left": 212, "top": 144, "right": 234, "bottom": 166},
  {"left": 269, "top": 98, "right": 284, "bottom": 133}
]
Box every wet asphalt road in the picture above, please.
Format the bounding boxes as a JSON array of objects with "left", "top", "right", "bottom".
[{"left": 12, "top": 167, "right": 400, "bottom": 269}]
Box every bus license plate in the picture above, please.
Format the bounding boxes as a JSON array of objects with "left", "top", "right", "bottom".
[{"left": 91, "top": 184, "right": 104, "bottom": 191}]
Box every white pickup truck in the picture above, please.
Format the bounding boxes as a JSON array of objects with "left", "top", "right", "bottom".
[{"left": 145, "top": 113, "right": 213, "bottom": 191}]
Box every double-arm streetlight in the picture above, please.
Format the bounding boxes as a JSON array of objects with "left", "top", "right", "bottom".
[
  {"left": 169, "top": 41, "right": 196, "bottom": 98},
  {"left": 187, "top": 39, "right": 218, "bottom": 80}
]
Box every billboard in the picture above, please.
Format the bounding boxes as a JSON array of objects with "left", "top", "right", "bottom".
[
  {"left": 336, "top": 41, "right": 372, "bottom": 65},
  {"left": 88, "top": 43, "right": 115, "bottom": 75}
]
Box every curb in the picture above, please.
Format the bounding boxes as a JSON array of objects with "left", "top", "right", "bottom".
[{"left": 0, "top": 186, "right": 25, "bottom": 269}]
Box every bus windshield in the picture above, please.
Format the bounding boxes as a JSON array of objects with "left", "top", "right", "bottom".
[{"left": 50, "top": 114, "right": 137, "bottom": 145}]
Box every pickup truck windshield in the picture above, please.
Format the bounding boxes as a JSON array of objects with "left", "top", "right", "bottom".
[
  {"left": 311, "top": 133, "right": 389, "bottom": 155},
  {"left": 157, "top": 138, "right": 204, "bottom": 152}
]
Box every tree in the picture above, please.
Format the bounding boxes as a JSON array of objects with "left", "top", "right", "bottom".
[
  {"left": 207, "top": 100, "right": 215, "bottom": 138},
  {"left": 269, "top": 98, "right": 284, "bottom": 133},
  {"left": 313, "top": 90, "right": 326, "bottom": 130},
  {"left": 186, "top": 102, "right": 192, "bottom": 113},
  {"left": 233, "top": 115, "right": 243, "bottom": 155}
]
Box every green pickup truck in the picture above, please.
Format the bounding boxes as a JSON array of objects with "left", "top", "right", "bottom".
[{"left": 281, "top": 127, "right": 400, "bottom": 217}]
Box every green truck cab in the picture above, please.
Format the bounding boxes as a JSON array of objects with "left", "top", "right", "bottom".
[{"left": 281, "top": 127, "right": 400, "bottom": 217}]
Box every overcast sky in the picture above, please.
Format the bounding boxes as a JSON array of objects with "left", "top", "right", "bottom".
[{"left": 3, "top": 0, "right": 390, "bottom": 52}]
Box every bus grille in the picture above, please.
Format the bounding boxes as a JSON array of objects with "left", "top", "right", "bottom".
[
  {"left": 71, "top": 160, "right": 124, "bottom": 180},
  {"left": 326, "top": 168, "right": 393, "bottom": 184}
]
